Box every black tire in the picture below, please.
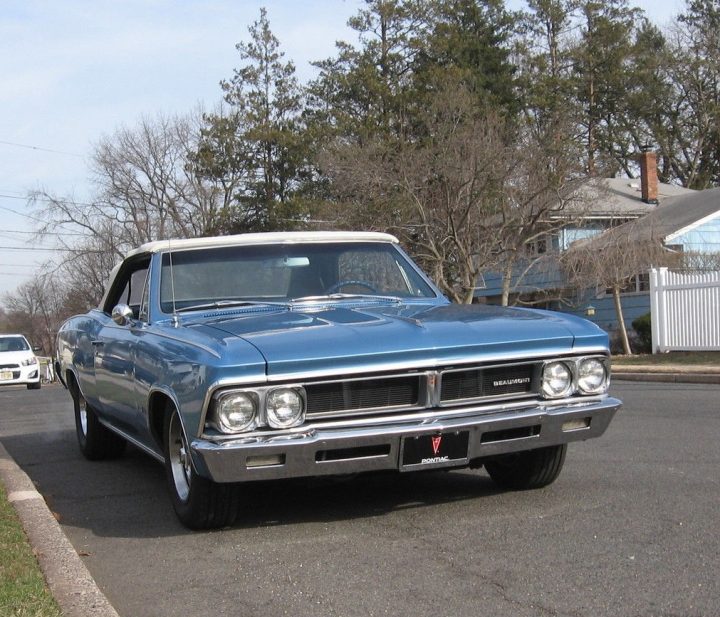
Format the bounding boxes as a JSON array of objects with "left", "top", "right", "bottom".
[
  {"left": 72, "top": 384, "right": 126, "bottom": 461},
  {"left": 27, "top": 382, "right": 41, "bottom": 390},
  {"left": 163, "top": 404, "right": 239, "bottom": 530},
  {"left": 485, "top": 444, "right": 567, "bottom": 490}
]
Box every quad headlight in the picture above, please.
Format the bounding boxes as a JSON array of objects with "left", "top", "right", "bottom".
[
  {"left": 577, "top": 358, "right": 609, "bottom": 394},
  {"left": 542, "top": 361, "right": 574, "bottom": 399},
  {"left": 266, "top": 388, "right": 305, "bottom": 428},
  {"left": 541, "top": 357, "right": 610, "bottom": 399},
  {"left": 210, "top": 386, "right": 306, "bottom": 434},
  {"left": 214, "top": 391, "right": 258, "bottom": 433}
]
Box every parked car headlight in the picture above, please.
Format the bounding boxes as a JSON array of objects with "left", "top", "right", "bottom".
[
  {"left": 542, "top": 361, "right": 574, "bottom": 398},
  {"left": 21, "top": 357, "right": 38, "bottom": 366},
  {"left": 265, "top": 388, "right": 305, "bottom": 428},
  {"left": 577, "top": 358, "right": 608, "bottom": 394},
  {"left": 214, "top": 391, "right": 258, "bottom": 433}
]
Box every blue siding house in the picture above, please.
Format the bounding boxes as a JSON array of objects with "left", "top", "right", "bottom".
[{"left": 475, "top": 153, "right": 720, "bottom": 334}]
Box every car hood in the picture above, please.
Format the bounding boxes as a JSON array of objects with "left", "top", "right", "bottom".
[{"left": 193, "top": 302, "right": 607, "bottom": 378}]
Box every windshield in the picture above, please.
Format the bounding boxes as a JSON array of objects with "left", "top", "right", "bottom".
[
  {"left": 0, "top": 336, "right": 30, "bottom": 352},
  {"left": 160, "top": 242, "right": 436, "bottom": 312}
]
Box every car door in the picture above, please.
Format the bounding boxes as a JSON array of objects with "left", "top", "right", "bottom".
[{"left": 94, "top": 261, "right": 150, "bottom": 438}]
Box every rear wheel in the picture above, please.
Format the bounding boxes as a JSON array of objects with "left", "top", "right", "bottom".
[
  {"left": 164, "top": 404, "right": 239, "bottom": 530},
  {"left": 72, "top": 384, "right": 126, "bottom": 460},
  {"left": 485, "top": 444, "right": 567, "bottom": 490}
]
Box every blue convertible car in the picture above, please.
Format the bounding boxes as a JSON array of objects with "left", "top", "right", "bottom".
[{"left": 56, "top": 232, "right": 621, "bottom": 529}]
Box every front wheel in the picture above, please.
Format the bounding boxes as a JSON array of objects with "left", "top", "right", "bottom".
[
  {"left": 485, "top": 444, "right": 567, "bottom": 490},
  {"left": 164, "top": 404, "right": 239, "bottom": 530},
  {"left": 72, "top": 385, "right": 126, "bottom": 460}
]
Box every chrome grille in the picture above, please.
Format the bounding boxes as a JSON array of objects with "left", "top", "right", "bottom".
[
  {"left": 305, "top": 375, "right": 421, "bottom": 418},
  {"left": 440, "top": 364, "right": 537, "bottom": 403},
  {"left": 301, "top": 361, "right": 542, "bottom": 422}
]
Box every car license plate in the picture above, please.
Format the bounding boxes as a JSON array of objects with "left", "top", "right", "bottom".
[
  {"left": 0, "top": 370, "right": 12, "bottom": 381},
  {"left": 401, "top": 431, "right": 469, "bottom": 469}
]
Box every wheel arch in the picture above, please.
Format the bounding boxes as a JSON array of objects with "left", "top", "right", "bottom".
[
  {"left": 65, "top": 368, "right": 81, "bottom": 397},
  {"left": 148, "top": 388, "right": 182, "bottom": 452}
]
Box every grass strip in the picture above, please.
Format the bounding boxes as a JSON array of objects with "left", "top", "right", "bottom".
[{"left": 0, "top": 483, "right": 61, "bottom": 617}]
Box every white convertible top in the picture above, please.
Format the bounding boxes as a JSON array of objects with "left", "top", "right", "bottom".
[
  {"left": 127, "top": 231, "right": 399, "bottom": 259},
  {"left": 100, "top": 231, "right": 401, "bottom": 309}
]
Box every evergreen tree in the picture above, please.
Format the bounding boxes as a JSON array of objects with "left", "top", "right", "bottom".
[{"left": 197, "top": 8, "right": 307, "bottom": 232}]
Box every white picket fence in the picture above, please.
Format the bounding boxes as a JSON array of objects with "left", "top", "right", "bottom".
[{"left": 650, "top": 267, "right": 720, "bottom": 353}]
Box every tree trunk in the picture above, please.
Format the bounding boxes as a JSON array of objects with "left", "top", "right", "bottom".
[
  {"left": 612, "top": 285, "right": 632, "bottom": 355},
  {"left": 501, "top": 259, "right": 514, "bottom": 306}
]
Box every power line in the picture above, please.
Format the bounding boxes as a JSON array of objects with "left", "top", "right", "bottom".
[
  {"left": 0, "top": 192, "right": 96, "bottom": 208},
  {"left": 0, "top": 139, "right": 83, "bottom": 158},
  {"left": 0, "top": 229, "right": 85, "bottom": 237},
  {"left": 0, "top": 246, "right": 63, "bottom": 252},
  {"left": 0, "top": 263, "right": 43, "bottom": 268}
]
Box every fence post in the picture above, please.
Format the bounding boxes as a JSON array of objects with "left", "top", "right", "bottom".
[{"left": 650, "top": 267, "right": 667, "bottom": 354}]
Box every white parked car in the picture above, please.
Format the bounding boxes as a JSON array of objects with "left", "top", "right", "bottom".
[{"left": 0, "top": 334, "right": 41, "bottom": 390}]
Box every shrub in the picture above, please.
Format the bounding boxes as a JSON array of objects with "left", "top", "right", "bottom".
[{"left": 632, "top": 312, "right": 652, "bottom": 353}]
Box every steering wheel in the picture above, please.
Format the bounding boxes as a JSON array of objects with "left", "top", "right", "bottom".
[{"left": 325, "top": 280, "right": 378, "bottom": 294}]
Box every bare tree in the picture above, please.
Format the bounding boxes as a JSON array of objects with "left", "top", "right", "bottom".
[
  {"left": 2, "top": 272, "right": 70, "bottom": 356},
  {"left": 561, "top": 222, "right": 677, "bottom": 355},
  {"left": 27, "top": 110, "right": 251, "bottom": 310},
  {"left": 321, "top": 85, "right": 586, "bottom": 304},
  {"left": 31, "top": 110, "right": 239, "bottom": 256}
]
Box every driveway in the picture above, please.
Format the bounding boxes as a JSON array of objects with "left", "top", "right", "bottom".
[{"left": 1, "top": 382, "right": 718, "bottom": 617}]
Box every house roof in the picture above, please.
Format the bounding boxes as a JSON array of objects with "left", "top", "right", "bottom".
[
  {"left": 572, "top": 177, "right": 695, "bottom": 218},
  {"left": 570, "top": 186, "right": 720, "bottom": 249},
  {"left": 642, "top": 186, "right": 720, "bottom": 242}
]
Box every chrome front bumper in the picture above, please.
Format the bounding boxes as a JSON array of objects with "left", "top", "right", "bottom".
[{"left": 191, "top": 396, "right": 622, "bottom": 483}]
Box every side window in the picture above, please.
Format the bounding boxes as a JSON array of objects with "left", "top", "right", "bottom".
[
  {"left": 103, "top": 257, "right": 151, "bottom": 317},
  {"left": 138, "top": 269, "right": 151, "bottom": 322}
]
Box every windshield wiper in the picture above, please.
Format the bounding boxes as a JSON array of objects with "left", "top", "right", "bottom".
[{"left": 175, "top": 300, "right": 287, "bottom": 313}]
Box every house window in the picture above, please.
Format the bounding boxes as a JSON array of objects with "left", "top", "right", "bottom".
[
  {"left": 525, "top": 236, "right": 548, "bottom": 256},
  {"left": 606, "top": 272, "right": 649, "bottom": 295}
]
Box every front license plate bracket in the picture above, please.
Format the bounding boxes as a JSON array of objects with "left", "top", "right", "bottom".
[{"left": 400, "top": 431, "right": 469, "bottom": 471}]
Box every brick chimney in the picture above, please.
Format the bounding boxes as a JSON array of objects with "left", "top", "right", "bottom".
[{"left": 639, "top": 146, "right": 659, "bottom": 205}]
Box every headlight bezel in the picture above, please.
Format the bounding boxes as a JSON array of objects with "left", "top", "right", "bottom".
[
  {"left": 541, "top": 355, "right": 610, "bottom": 400},
  {"left": 541, "top": 360, "right": 575, "bottom": 399},
  {"left": 208, "top": 385, "right": 306, "bottom": 434},
  {"left": 213, "top": 390, "right": 259, "bottom": 434},
  {"left": 576, "top": 356, "right": 610, "bottom": 395},
  {"left": 265, "top": 387, "right": 306, "bottom": 429}
]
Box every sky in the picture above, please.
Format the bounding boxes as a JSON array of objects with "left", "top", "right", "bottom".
[{"left": 0, "top": 0, "right": 684, "bottom": 301}]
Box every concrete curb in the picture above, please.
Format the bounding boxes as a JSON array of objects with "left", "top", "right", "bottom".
[
  {"left": 612, "top": 372, "right": 720, "bottom": 384},
  {"left": 0, "top": 440, "right": 120, "bottom": 617}
]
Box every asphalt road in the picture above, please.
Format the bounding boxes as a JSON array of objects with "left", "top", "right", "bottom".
[{"left": 1, "top": 382, "right": 718, "bottom": 617}]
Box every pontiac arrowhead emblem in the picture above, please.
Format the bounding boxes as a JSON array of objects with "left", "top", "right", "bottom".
[{"left": 431, "top": 435, "right": 442, "bottom": 456}]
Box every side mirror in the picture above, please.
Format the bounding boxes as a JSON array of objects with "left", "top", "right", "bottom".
[{"left": 111, "top": 304, "right": 135, "bottom": 326}]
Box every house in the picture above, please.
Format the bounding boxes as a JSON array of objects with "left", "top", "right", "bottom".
[
  {"left": 474, "top": 150, "right": 720, "bottom": 333},
  {"left": 559, "top": 186, "right": 720, "bottom": 331}
]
